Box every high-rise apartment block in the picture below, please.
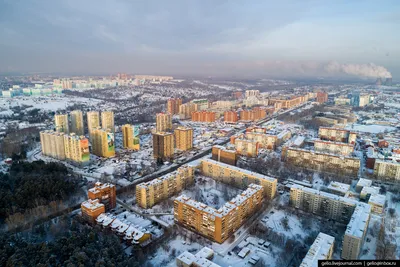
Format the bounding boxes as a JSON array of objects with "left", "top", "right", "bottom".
[
  {"left": 81, "top": 199, "right": 105, "bottom": 224},
  {"left": 283, "top": 147, "right": 360, "bottom": 176},
  {"left": 63, "top": 133, "right": 90, "bottom": 164},
  {"left": 318, "top": 127, "right": 357, "bottom": 144},
  {"left": 373, "top": 159, "right": 400, "bottom": 181},
  {"left": 314, "top": 140, "right": 355, "bottom": 156},
  {"left": 156, "top": 113, "right": 172, "bottom": 132},
  {"left": 191, "top": 111, "right": 216, "bottom": 122},
  {"left": 40, "top": 130, "right": 66, "bottom": 160},
  {"left": 101, "top": 111, "right": 114, "bottom": 132},
  {"left": 92, "top": 128, "right": 115, "bottom": 158},
  {"left": 300, "top": 233, "right": 334, "bottom": 267},
  {"left": 191, "top": 99, "right": 209, "bottom": 111},
  {"left": 167, "top": 98, "right": 182, "bottom": 115},
  {"left": 224, "top": 110, "right": 238, "bottom": 123},
  {"left": 290, "top": 185, "right": 371, "bottom": 259},
  {"left": 153, "top": 132, "right": 174, "bottom": 161},
  {"left": 54, "top": 114, "right": 69, "bottom": 133},
  {"left": 234, "top": 139, "right": 259, "bottom": 157},
  {"left": 245, "top": 90, "right": 260, "bottom": 98},
  {"left": 136, "top": 165, "right": 194, "bottom": 209},
  {"left": 88, "top": 182, "right": 116, "bottom": 210},
  {"left": 70, "top": 110, "right": 84, "bottom": 135},
  {"left": 121, "top": 124, "right": 140, "bottom": 150},
  {"left": 174, "top": 184, "right": 263, "bottom": 243},
  {"left": 87, "top": 111, "right": 100, "bottom": 141},
  {"left": 179, "top": 102, "right": 197, "bottom": 119},
  {"left": 316, "top": 92, "right": 328, "bottom": 103},
  {"left": 232, "top": 91, "right": 243, "bottom": 99},
  {"left": 200, "top": 159, "right": 277, "bottom": 200},
  {"left": 240, "top": 110, "right": 254, "bottom": 121},
  {"left": 211, "top": 145, "right": 237, "bottom": 166},
  {"left": 174, "top": 127, "right": 193, "bottom": 151}
]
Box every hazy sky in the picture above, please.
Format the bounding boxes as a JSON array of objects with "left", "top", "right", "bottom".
[{"left": 0, "top": 0, "right": 399, "bottom": 78}]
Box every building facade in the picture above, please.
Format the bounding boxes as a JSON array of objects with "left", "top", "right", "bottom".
[
  {"left": 174, "top": 184, "right": 263, "bottom": 243},
  {"left": 81, "top": 199, "right": 105, "bottom": 224},
  {"left": 121, "top": 124, "right": 140, "bottom": 150},
  {"left": 179, "top": 102, "right": 197, "bottom": 119},
  {"left": 88, "top": 182, "right": 116, "bottom": 210},
  {"left": 224, "top": 111, "right": 238, "bottom": 123},
  {"left": 63, "top": 133, "right": 90, "bottom": 164},
  {"left": 283, "top": 147, "right": 360, "bottom": 176},
  {"left": 300, "top": 233, "right": 335, "bottom": 267},
  {"left": 200, "top": 159, "right": 277, "bottom": 200},
  {"left": 87, "top": 111, "right": 100, "bottom": 141},
  {"left": 92, "top": 128, "right": 115, "bottom": 158},
  {"left": 136, "top": 165, "right": 195, "bottom": 208},
  {"left": 70, "top": 110, "right": 84, "bottom": 135},
  {"left": 101, "top": 111, "right": 115, "bottom": 132},
  {"left": 373, "top": 159, "right": 400, "bottom": 181},
  {"left": 156, "top": 113, "right": 172, "bottom": 132},
  {"left": 55, "top": 114, "right": 69, "bottom": 133},
  {"left": 40, "top": 130, "right": 66, "bottom": 160},
  {"left": 167, "top": 98, "right": 182, "bottom": 115},
  {"left": 234, "top": 139, "right": 259, "bottom": 157},
  {"left": 211, "top": 145, "right": 237, "bottom": 166},
  {"left": 153, "top": 132, "right": 174, "bottom": 161},
  {"left": 191, "top": 111, "right": 216, "bottom": 122},
  {"left": 174, "top": 127, "right": 193, "bottom": 151},
  {"left": 314, "top": 139, "right": 355, "bottom": 156},
  {"left": 316, "top": 92, "right": 328, "bottom": 103},
  {"left": 318, "top": 127, "right": 357, "bottom": 144}
]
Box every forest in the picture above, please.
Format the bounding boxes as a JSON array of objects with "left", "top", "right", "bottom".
[{"left": 0, "top": 160, "right": 79, "bottom": 223}]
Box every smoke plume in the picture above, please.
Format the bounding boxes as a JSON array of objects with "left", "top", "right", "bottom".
[{"left": 324, "top": 61, "right": 392, "bottom": 78}]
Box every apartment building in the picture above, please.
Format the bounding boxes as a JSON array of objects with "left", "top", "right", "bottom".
[
  {"left": 241, "top": 133, "right": 277, "bottom": 150},
  {"left": 232, "top": 91, "right": 242, "bottom": 99},
  {"left": 174, "top": 184, "right": 263, "bottom": 243},
  {"left": 156, "top": 113, "right": 172, "bottom": 132},
  {"left": 314, "top": 139, "right": 355, "bottom": 156},
  {"left": 300, "top": 233, "right": 335, "bottom": 267},
  {"left": 174, "top": 127, "right": 193, "bottom": 151},
  {"left": 121, "top": 124, "right": 140, "bottom": 150},
  {"left": 289, "top": 184, "right": 356, "bottom": 223},
  {"left": 283, "top": 147, "right": 360, "bottom": 176},
  {"left": 63, "top": 133, "right": 90, "bottom": 165},
  {"left": 191, "top": 99, "right": 209, "bottom": 111},
  {"left": 179, "top": 102, "right": 197, "bottom": 119},
  {"left": 246, "top": 126, "right": 267, "bottom": 134},
  {"left": 234, "top": 139, "right": 259, "bottom": 157},
  {"left": 224, "top": 110, "right": 238, "bottom": 123},
  {"left": 239, "top": 110, "right": 255, "bottom": 121},
  {"left": 167, "top": 98, "right": 182, "bottom": 115},
  {"left": 70, "top": 110, "right": 84, "bottom": 135},
  {"left": 87, "top": 111, "right": 100, "bottom": 141},
  {"left": 153, "top": 132, "right": 174, "bottom": 161},
  {"left": 177, "top": 247, "right": 221, "bottom": 267},
  {"left": 191, "top": 111, "right": 216, "bottom": 122},
  {"left": 211, "top": 145, "right": 237, "bottom": 166},
  {"left": 92, "top": 128, "right": 115, "bottom": 158},
  {"left": 239, "top": 107, "right": 267, "bottom": 121},
  {"left": 368, "top": 194, "right": 385, "bottom": 214},
  {"left": 200, "top": 159, "right": 277, "bottom": 200},
  {"left": 245, "top": 90, "right": 260, "bottom": 98},
  {"left": 373, "top": 159, "right": 400, "bottom": 181},
  {"left": 318, "top": 127, "right": 357, "bottom": 144},
  {"left": 290, "top": 184, "right": 371, "bottom": 260},
  {"left": 101, "top": 111, "right": 115, "bottom": 132},
  {"left": 269, "top": 95, "right": 306, "bottom": 109},
  {"left": 315, "top": 116, "right": 338, "bottom": 126},
  {"left": 54, "top": 114, "right": 69, "bottom": 133},
  {"left": 136, "top": 165, "right": 195, "bottom": 208},
  {"left": 81, "top": 199, "right": 105, "bottom": 224},
  {"left": 342, "top": 204, "right": 371, "bottom": 259},
  {"left": 40, "top": 130, "right": 66, "bottom": 160},
  {"left": 316, "top": 92, "right": 328, "bottom": 103},
  {"left": 88, "top": 182, "right": 116, "bottom": 210}
]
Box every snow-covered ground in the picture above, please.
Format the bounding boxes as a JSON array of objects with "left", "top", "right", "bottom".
[{"left": 345, "top": 124, "right": 397, "bottom": 134}]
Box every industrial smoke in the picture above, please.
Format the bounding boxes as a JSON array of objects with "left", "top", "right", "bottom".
[{"left": 324, "top": 61, "right": 392, "bottom": 78}]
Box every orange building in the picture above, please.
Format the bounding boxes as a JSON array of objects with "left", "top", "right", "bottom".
[
  {"left": 167, "top": 98, "right": 182, "bottom": 115},
  {"left": 317, "top": 92, "right": 328, "bottom": 103},
  {"left": 191, "top": 111, "right": 216, "bottom": 122},
  {"left": 240, "top": 110, "right": 254, "bottom": 121},
  {"left": 252, "top": 107, "right": 267, "bottom": 120},
  {"left": 212, "top": 145, "right": 237, "bottom": 166},
  {"left": 232, "top": 91, "right": 242, "bottom": 99},
  {"left": 88, "top": 182, "right": 116, "bottom": 210},
  {"left": 81, "top": 199, "right": 105, "bottom": 224},
  {"left": 224, "top": 110, "right": 238, "bottom": 123}
]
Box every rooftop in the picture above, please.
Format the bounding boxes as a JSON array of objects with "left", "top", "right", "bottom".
[
  {"left": 356, "top": 178, "right": 373, "bottom": 188},
  {"left": 327, "top": 181, "right": 350, "bottom": 194},
  {"left": 368, "top": 194, "right": 386, "bottom": 206},
  {"left": 345, "top": 203, "right": 371, "bottom": 238},
  {"left": 81, "top": 199, "right": 104, "bottom": 210},
  {"left": 176, "top": 247, "right": 220, "bottom": 267},
  {"left": 300, "top": 232, "right": 335, "bottom": 267}
]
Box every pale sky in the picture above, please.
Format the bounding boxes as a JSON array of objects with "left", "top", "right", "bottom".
[{"left": 0, "top": 0, "right": 399, "bottom": 78}]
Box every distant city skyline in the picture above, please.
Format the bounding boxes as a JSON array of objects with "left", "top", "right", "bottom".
[{"left": 0, "top": 0, "right": 399, "bottom": 78}]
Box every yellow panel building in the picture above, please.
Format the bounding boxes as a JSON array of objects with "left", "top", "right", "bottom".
[
  {"left": 87, "top": 111, "right": 100, "bottom": 141},
  {"left": 70, "top": 110, "right": 84, "bottom": 135},
  {"left": 92, "top": 128, "right": 115, "bottom": 158},
  {"left": 101, "top": 111, "right": 114, "bottom": 132},
  {"left": 54, "top": 114, "right": 69, "bottom": 133},
  {"left": 174, "top": 127, "right": 193, "bottom": 151},
  {"left": 121, "top": 124, "right": 140, "bottom": 150}
]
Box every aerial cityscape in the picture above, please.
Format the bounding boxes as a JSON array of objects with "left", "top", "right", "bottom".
[{"left": 0, "top": 1, "right": 399, "bottom": 267}]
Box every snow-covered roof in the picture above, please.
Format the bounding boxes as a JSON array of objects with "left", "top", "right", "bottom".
[
  {"left": 81, "top": 199, "right": 104, "bottom": 210},
  {"left": 287, "top": 147, "right": 360, "bottom": 161},
  {"left": 345, "top": 203, "right": 371, "bottom": 239},
  {"left": 201, "top": 158, "right": 277, "bottom": 183},
  {"left": 176, "top": 247, "right": 220, "bottom": 267},
  {"left": 327, "top": 181, "right": 350, "bottom": 195},
  {"left": 137, "top": 165, "right": 192, "bottom": 189},
  {"left": 300, "top": 232, "right": 335, "bottom": 267},
  {"left": 356, "top": 178, "right": 372, "bottom": 188},
  {"left": 368, "top": 194, "right": 386, "bottom": 207},
  {"left": 360, "top": 186, "right": 380, "bottom": 197}
]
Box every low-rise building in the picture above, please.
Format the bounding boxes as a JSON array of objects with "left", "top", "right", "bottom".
[
  {"left": 201, "top": 158, "right": 277, "bottom": 200},
  {"left": 327, "top": 181, "right": 350, "bottom": 196},
  {"left": 176, "top": 247, "right": 221, "bottom": 267},
  {"left": 300, "top": 232, "right": 335, "bottom": 267},
  {"left": 355, "top": 178, "right": 372, "bottom": 193},
  {"left": 174, "top": 184, "right": 263, "bottom": 243},
  {"left": 360, "top": 186, "right": 380, "bottom": 200},
  {"left": 368, "top": 194, "right": 385, "bottom": 214}
]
